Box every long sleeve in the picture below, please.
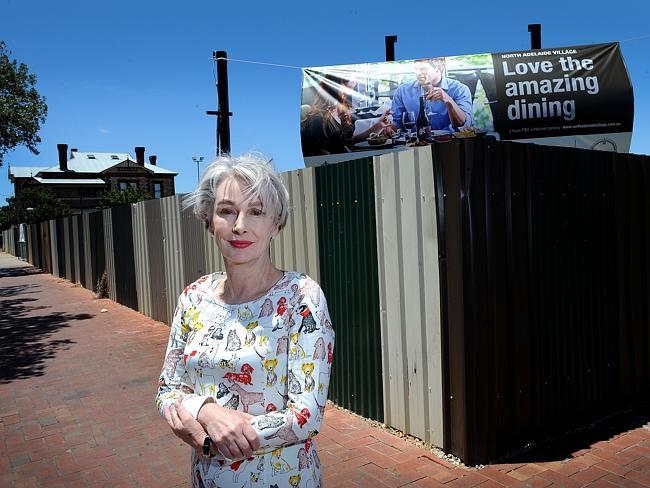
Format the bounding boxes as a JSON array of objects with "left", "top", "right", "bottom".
[
  {"left": 391, "top": 85, "right": 406, "bottom": 130},
  {"left": 249, "top": 283, "right": 335, "bottom": 451},
  {"left": 448, "top": 81, "right": 474, "bottom": 128},
  {"left": 155, "top": 291, "right": 213, "bottom": 419}
]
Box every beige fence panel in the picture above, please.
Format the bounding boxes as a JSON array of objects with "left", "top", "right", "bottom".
[
  {"left": 132, "top": 201, "right": 152, "bottom": 319},
  {"left": 161, "top": 195, "right": 186, "bottom": 323},
  {"left": 374, "top": 147, "right": 444, "bottom": 446},
  {"left": 270, "top": 168, "right": 320, "bottom": 281},
  {"left": 103, "top": 209, "right": 117, "bottom": 302}
]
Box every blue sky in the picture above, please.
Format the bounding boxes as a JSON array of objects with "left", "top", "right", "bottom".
[{"left": 2, "top": 0, "right": 650, "bottom": 200}]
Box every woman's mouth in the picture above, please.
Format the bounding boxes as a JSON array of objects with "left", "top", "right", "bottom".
[{"left": 229, "top": 240, "right": 253, "bottom": 249}]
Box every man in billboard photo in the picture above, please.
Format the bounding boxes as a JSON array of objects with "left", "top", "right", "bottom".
[{"left": 392, "top": 58, "right": 474, "bottom": 132}]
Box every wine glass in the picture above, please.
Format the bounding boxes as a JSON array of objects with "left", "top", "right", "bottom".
[
  {"left": 422, "top": 84, "right": 437, "bottom": 122},
  {"left": 402, "top": 111, "right": 416, "bottom": 142}
]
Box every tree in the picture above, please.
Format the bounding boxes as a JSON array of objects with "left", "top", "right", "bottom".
[
  {"left": 0, "top": 41, "right": 48, "bottom": 166},
  {"left": 0, "top": 187, "right": 71, "bottom": 231},
  {"left": 98, "top": 187, "right": 152, "bottom": 209}
]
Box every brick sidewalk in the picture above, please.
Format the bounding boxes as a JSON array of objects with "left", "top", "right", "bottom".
[{"left": 0, "top": 252, "right": 649, "bottom": 487}]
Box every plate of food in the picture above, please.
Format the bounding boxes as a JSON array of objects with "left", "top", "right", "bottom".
[
  {"left": 452, "top": 127, "right": 487, "bottom": 138},
  {"left": 355, "top": 131, "right": 393, "bottom": 149}
]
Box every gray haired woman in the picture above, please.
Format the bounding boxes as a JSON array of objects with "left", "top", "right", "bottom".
[{"left": 155, "top": 154, "right": 335, "bottom": 487}]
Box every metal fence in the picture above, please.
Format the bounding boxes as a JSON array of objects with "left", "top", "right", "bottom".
[
  {"left": 3, "top": 140, "right": 649, "bottom": 465},
  {"left": 433, "top": 138, "right": 650, "bottom": 464}
]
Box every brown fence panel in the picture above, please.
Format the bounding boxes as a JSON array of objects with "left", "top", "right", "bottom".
[{"left": 433, "top": 138, "right": 650, "bottom": 464}]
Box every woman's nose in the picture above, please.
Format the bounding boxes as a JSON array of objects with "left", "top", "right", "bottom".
[{"left": 232, "top": 213, "right": 246, "bottom": 234}]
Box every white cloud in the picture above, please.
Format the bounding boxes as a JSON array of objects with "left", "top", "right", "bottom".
[{"left": 99, "top": 128, "right": 110, "bottom": 134}]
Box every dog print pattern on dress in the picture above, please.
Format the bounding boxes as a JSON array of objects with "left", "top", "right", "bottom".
[{"left": 156, "top": 271, "right": 334, "bottom": 487}]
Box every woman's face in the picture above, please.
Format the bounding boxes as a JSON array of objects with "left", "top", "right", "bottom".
[{"left": 209, "top": 176, "right": 279, "bottom": 266}]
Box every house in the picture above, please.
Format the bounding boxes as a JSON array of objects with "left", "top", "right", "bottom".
[{"left": 8, "top": 144, "right": 177, "bottom": 212}]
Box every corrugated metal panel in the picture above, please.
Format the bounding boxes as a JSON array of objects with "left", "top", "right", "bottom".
[
  {"left": 26, "top": 225, "right": 34, "bottom": 264},
  {"left": 432, "top": 138, "right": 650, "bottom": 464},
  {"left": 132, "top": 201, "right": 151, "bottom": 317},
  {"left": 110, "top": 205, "right": 138, "bottom": 310},
  {"left": 31, "top": 223, "right": 41, "bottom": 269},
  {"left": 88, "top": 211, "right": 106, "bottom": 292},
  {"left": 161, "top": 195, "right": 185, "bottom": 324},
  {"left": 271, "top": 168, "right": 321, "bottom": 280},
  {"left": 315, "top": 157, "right": 383, "bottom": 421},
  {"left": 71, "top": 215, "right": 81, "bottom": 284},
  {"left": 29, "top": 224, "right": 38, "bottom": 268},
  {"left": 103, "top": 209, "right": 117, "bottom": 301},
  {"left": 55, "top": 219, "right": 66, "bottom": 279},
  {"left": 144, "top": 199, "right": 169, "bottom": 324},
  {"left": 40, "top": 222, "right": 52, "bottom": 273},
  {"left": 180, "top": 196, "right": 208, "bottom": 285},
  {"left": 50, "top": 220, "right": 59, "bottom": 277},
  {"left": 82, "top": 214, "right": 92, "bottom": 289},
  {"left": 374, "top": 148, "right": 444, "bottom": 446},
  {"left": 62, "top": 219, "right": 71, "bottom": 280},
  {"left": 204, "top": 231, "right": 225, "bottom": 273}
]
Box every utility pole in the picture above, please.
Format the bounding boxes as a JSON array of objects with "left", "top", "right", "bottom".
[
  {"left": 385, "top": 35, "right": 397, "bottom": 62},
  {"left": 206, "top": 51, "right": 232, "bottom": 156},
  {"left": 528, "top": 24, "right": 542, "bottom": 49}
]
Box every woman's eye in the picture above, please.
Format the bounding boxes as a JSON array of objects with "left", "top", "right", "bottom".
[
  {"left": 217, "top": 208, "right": 234, "bottom": 216},
  {"left": 249, "top": 208, "right": 264, "bottom": 216}
]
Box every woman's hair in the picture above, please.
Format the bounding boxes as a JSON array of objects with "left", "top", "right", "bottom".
[
  {"left": 183, "top": 153, "right": 290, "bottom": 231},
  {"left": 308, "top": 74, "right": 352, "bottom": 114}
]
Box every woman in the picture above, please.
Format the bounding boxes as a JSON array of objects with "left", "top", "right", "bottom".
[
  {"left": 301, "top": 74, "right": 393, "bottom": 156},
  {"left": 155, "top": 154, "right": 335, "bottom": 487}
]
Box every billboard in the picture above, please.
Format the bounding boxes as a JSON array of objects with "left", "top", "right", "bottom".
[{"left": 300, "top": 42, "right": 633, "bottom": 166}]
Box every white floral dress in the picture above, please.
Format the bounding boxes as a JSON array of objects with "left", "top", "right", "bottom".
[{"left": 156, "top": 271, "right": 335, "bottom": 488}]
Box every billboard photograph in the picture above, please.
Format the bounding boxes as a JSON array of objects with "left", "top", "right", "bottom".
[{"left": 300, "top": 43, "right": 633, "bottom": 166}]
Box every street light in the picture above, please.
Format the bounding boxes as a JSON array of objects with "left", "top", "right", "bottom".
[{"left": 192, "top": 156, "right": 205, "bottom": 184}]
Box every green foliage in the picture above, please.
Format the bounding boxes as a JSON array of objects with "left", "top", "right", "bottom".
[
  {"left": 0, "top": 187, "right": 71, "bottom": 230},
  {"left": 98, "top": 187, "right": 152, "bottom": 209},
  {"left": 472, "top": 79, "right": 494, "bottom": 131},
  {"left": 0, "top": 41, "right": 48, "bottom": 166},
  {"left": 95, "top": 271, "right": 109, "bottom": 298}
]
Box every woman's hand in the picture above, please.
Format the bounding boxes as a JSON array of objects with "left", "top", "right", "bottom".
[
  {"left": 372, "top": 110, "right": 396, "bottom": 136},
  {"left": 197, "top": 402, "right": 260, "bottom": 460},
  {"left": 164, "top": 402, "right": 207, "bottom": 450}
]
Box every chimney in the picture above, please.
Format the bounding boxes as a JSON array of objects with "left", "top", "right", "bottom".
[
  {"left": 57, "top": 144, "right": 68, "bottom": 171},
  {"left": 134, "top": 146, "right": 145, "bottom": 166},
  {"left": 70, "top": 148, "right": 78, "bottom": 158},
  {"left": 149, "top": 155, "right": 157, "bottom": 166}
]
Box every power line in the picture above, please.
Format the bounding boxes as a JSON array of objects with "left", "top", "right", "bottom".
[
  {"left": 620, "top": 33, "right": 650, "bottom": 43},
  {"left": 212, "top": 56, "right": 302, "bottom": 70}
]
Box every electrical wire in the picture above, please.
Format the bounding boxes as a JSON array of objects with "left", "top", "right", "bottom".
[{"left": 212, "top": 56, "right": 302, "bottom": 70}]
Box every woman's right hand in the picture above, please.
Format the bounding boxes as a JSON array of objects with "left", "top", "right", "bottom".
[{"left": 197, "top": 402, "right": 260, "bottom": 460}]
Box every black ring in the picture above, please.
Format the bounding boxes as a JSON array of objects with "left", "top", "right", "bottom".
[{"left": 202, "top": 435, "right": 213, "bottom": 457}]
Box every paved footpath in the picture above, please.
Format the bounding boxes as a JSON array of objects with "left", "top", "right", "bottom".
[{"left": 0, "top": 252, "right": 649, "bottom": 487}]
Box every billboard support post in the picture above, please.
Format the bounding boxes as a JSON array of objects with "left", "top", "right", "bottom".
[
  {"left": 385, "top": 35, "right": 397, "bottom": 62},
  {"left": 528, "top": 24, "right": 542, "bottom": 49}
]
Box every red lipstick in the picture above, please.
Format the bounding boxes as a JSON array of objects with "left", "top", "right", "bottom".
[{"left": 229, "top": 240, "right": 253, "bottom": 249}]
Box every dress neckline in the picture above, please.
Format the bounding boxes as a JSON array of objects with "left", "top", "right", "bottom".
[{"left": 209, "top": 271, "right": 287, "bottom": 307}]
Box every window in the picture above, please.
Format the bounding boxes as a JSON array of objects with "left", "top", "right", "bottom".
[
  {"left": 153, "top": 182, "right": 162, "bottom": 199},
  {"left": 118, "top": 181, "right": 138, "bottom": 190},
  {"left": 87, "top": 154, "right": 96, "bottom": 159},
  {"left": 111, "top": 155, "right": 119, "bottom": 160}
]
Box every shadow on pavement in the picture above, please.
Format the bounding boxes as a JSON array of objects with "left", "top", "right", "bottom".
[
  {"left": 0, "top": 266, "right": 44, "bottom": 279},
  {"left": 496, "top": 402, "right": 650, "bottom": 464},
  {"left": 0, "top": 280, "right": 94, "bottom": 383}
]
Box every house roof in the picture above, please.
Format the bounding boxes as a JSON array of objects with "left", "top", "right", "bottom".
[
  {"left": 8, "top": 166, "right": 49, "bottom": 179},
  {"left": 33, "top": 178, "right": 108, "bottom": 185},
  {"left": 38, "top": 152, "right": 177, "bottom": 175}
]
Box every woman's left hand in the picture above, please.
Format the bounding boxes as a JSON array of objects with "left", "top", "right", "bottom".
[{"left": 164, "top": 402, "right": 208, "bottom": 451}]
